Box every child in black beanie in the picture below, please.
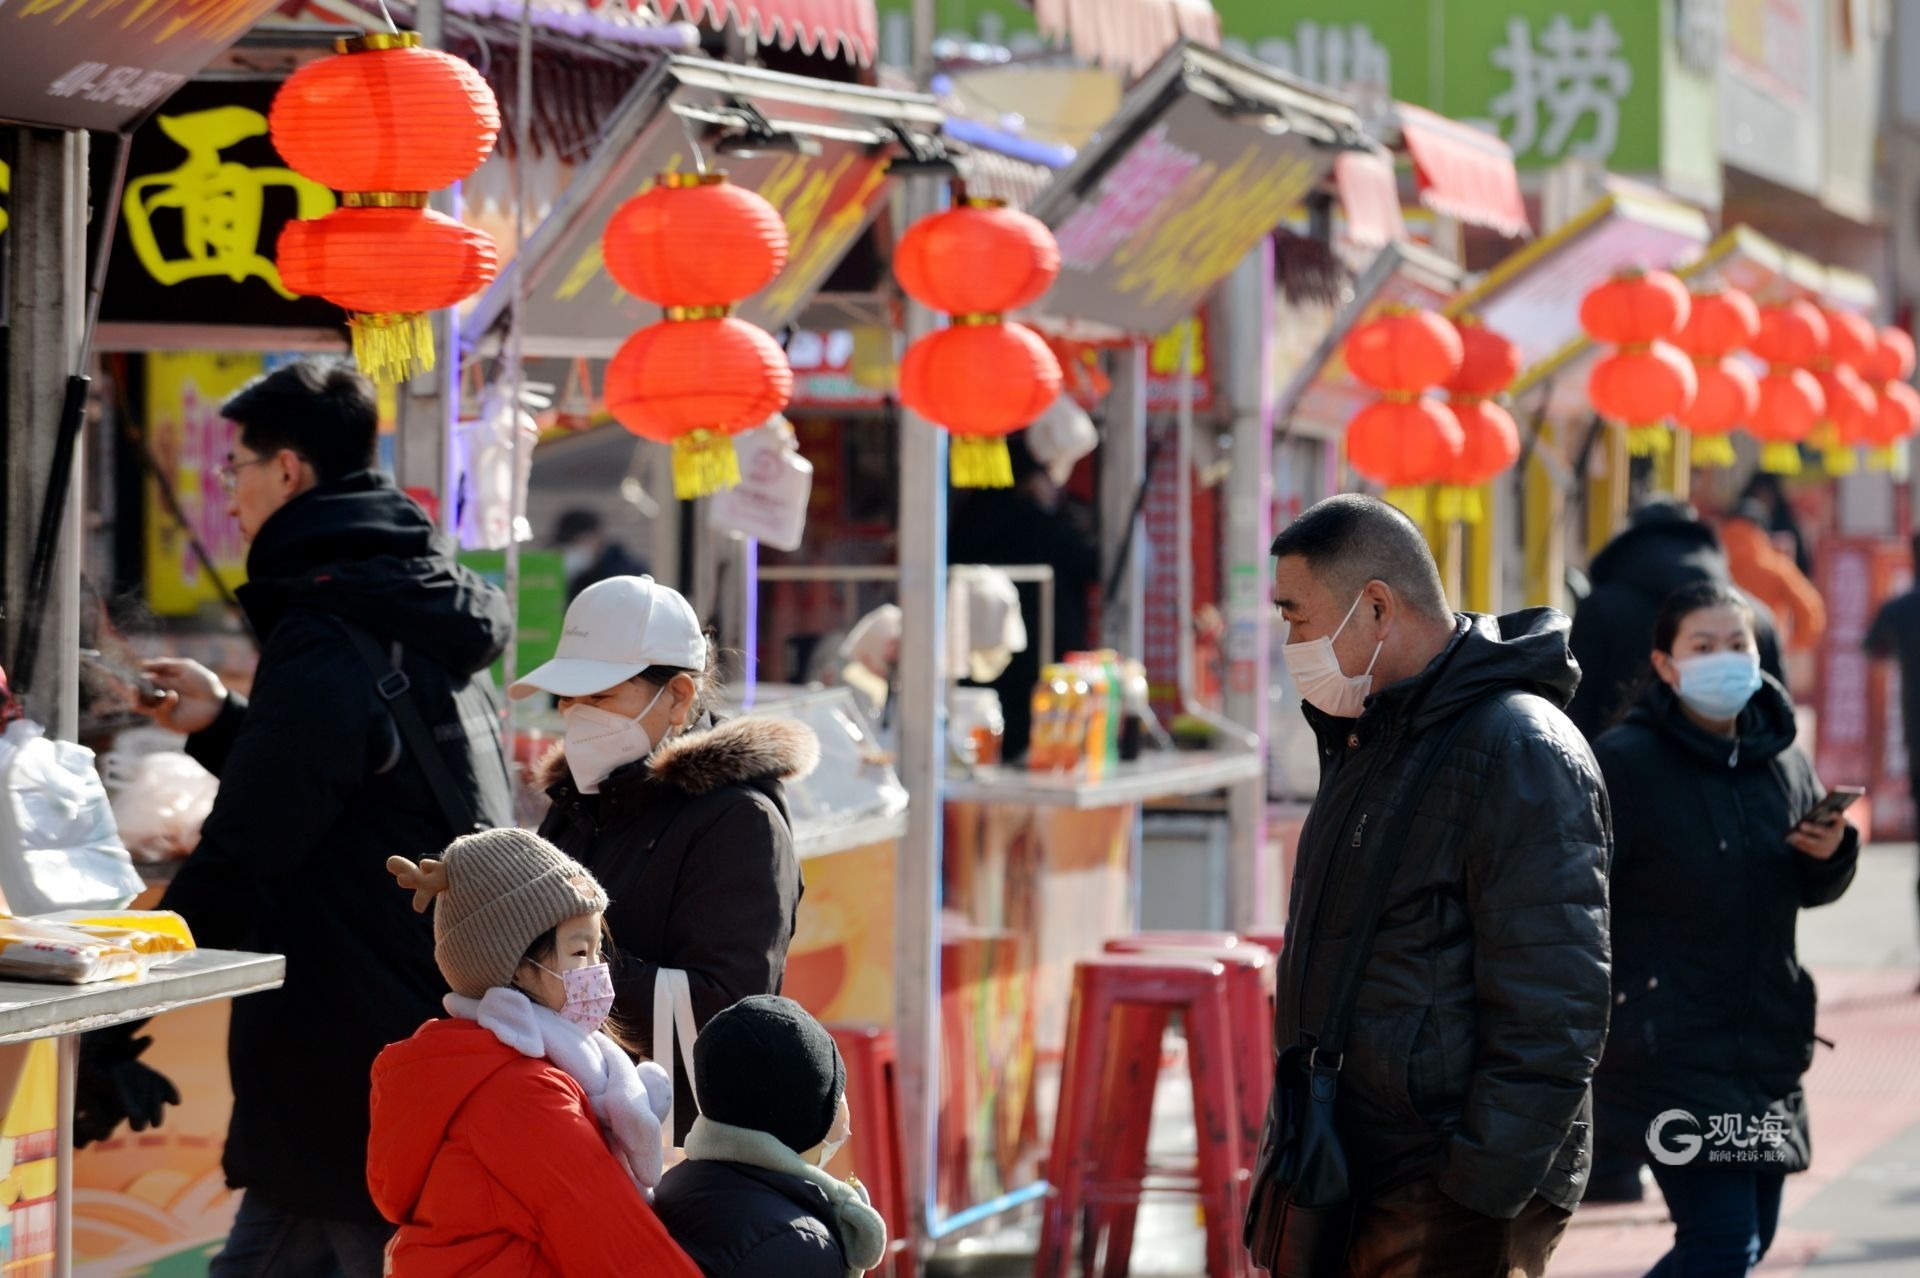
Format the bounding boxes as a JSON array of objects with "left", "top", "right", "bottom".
[{"left": 653, "top": 996, "right": 888, "bottom": 1278}]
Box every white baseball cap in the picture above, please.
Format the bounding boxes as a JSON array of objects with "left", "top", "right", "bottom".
[{"left": 508, "top": 575, "right": 707, "bottom": 701}]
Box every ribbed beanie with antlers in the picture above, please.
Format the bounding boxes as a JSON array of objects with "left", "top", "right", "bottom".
[{"left": 395, "top": 829, "right": 609, "bottom": 998}]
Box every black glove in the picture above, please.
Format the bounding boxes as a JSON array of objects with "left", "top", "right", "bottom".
[{"left": 74, "top": 1023, "right": 180, "bottom": 1149}]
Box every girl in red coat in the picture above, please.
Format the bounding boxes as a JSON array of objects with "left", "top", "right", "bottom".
[{"left": 369, "top": 829, "right": 701, "bottom": 1278}]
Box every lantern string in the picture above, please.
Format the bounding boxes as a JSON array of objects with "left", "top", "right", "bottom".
[
  {"left": 679, "top": 111, "right": 710, "bottom": 177},
  {"left": 374, "top": 0, "right": 399, "bottom": 33}
]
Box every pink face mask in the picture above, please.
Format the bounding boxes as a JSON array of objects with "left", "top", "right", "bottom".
[{"left": 536, "top": 960, "right": 615, "bottom": 1032}]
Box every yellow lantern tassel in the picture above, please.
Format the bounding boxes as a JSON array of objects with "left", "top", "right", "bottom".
[
  {"left": 1625, "top": 424, "right": 1672, "bottom": 458},
  {"left": 1822, "top": 446, "right": 1858, "bottom": 476},
  {"left": 1867, "top": 445, "right": 1900, "bottom": 471},
  {"left": 950, "top": 435, "right": 1014, "bottom": 489},
  {"left": 671, "top": 431, "right": 741, "bottom": 499},
  {"left": 1689, "top": 435, "right": 1738, "bottom": 469},
  {"left": 1760, "top": 442, "right": 1803, "bottom": 475},
  {"left": 350, "top": 312, "right": 434, "bottom": 386},
  {"left": 1381, "top": 486, "right": 1430, "bottom": 523}
]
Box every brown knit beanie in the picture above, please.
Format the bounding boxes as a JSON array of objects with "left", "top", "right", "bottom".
[{"left": 431, "top": 829, "right": 609, "bottom": 998}]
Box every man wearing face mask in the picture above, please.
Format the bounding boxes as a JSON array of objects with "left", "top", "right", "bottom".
[
  {"left": 1248, "top": 495, "right": 1610, "bottom": 1278},
  {"left": 553, "top": 508, "right": 651, "bottom": 604},
  {"left": 516, "top": 576, "right": 815, "bottom": 1143}
]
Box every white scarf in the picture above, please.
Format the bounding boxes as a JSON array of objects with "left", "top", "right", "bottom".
[
  {"left": 445, "top": 988, "right": 672, "bottom": 1197},
  {"left": 684, "top": 1116, "right": 889, "bottom": 1276}
]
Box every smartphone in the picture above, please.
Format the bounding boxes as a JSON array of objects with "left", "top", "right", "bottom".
[{"left": 1796, "top": 786, "right": 1864, "bottom": 829}]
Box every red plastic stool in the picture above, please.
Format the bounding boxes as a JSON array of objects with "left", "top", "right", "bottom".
[
  {"left": 828, "top": 1026, "right": 916, "bottom": 1278},
  {"left": 1238, "top": 930, "right": 1286, "bottom": 961},
  {"left": 1036, "top": 954, "right": 1249, "bottom": 1278}
]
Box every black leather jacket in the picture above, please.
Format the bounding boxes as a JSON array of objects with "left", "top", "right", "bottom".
[{"left": 1269, "top": 610, "right": 1612, "bottom": 1222}]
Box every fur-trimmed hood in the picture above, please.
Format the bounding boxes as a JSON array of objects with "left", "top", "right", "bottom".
[{"left": 535, "top": 713, "right": 820, "bottom": 797}]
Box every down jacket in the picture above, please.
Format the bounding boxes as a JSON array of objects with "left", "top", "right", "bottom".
[
  {"left": 368, "top": 1017, "right": 700, "bottom": 1277},
  {"left": 1593, "top": 677, "right": 1857, "bottom": 1174},
  {"left": 1266, "top": 610, "right": 1612, "bottom": 1225},
  {"left": 536, "top": 714, "right": 816, "bottom": 1138}
]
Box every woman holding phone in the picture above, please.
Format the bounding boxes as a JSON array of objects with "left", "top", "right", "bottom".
[{"left": 1594, "top": 581, "right": 1857, "bottom": 1277}]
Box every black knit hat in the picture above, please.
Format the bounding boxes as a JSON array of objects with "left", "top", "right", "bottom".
[{"left": 693, "top": 996, "right": 846, "bottom": 1153}]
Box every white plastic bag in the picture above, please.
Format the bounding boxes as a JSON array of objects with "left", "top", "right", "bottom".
[
  {"left": 0, "top": 721, "right": 145, "bottom": 916},
  {"left": 100, "top": 751, "right": 217, "bottom": 862}
]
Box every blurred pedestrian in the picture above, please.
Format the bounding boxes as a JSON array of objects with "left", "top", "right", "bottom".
[
  {"left": 555, "top": 507, "right": 651, "bottom": 602},
  {"left": 371, "top": 830, "right": 699, "bottom": 1277},
  {"left": 1568, "top": 499, "right": 1786, "bottom": 741},
  {"left": 1721, "top": 503, "right": 1826, "bottom": 654},
  {"left": 1865, "top": 532, "right": 1920, "bottom": 981},
  {"left": 653, "top": 996, "right": 888, "bottom": 1278},
  {"left": 1741, "top": 472, "right": 1814, "bottom": 577},
  {"left": 106, "top": 359, "right": 514, "bottom": 1276},
  {"left": 1594, "top": 582, "right": 1857, "bottom": 1277},
  {"left": 1248, "top": 495, "right": 1610, "bottom": 1278},
  {"left": 515, "top": 576, "right": 814, "bottom": 1143}
]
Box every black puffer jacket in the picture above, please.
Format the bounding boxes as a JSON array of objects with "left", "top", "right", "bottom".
[
  {"left": 1269, "top": 610, "right": 1611, "bottom": 1222},
  {"left": 654, "top": 1160, "right": 851, "bottom": 1278},
  {"left": 161, "top": 472, "right": 513, "bottom": 1222},
  {"left": 1593, "top": 678, "right": 1858, "bottom": 1174},
  {"left": 1568, "top": 519, "right": 1785, "bottom": 740},
  {"left": 536, "top": 715, "right": 816, "bottom": 1137}
]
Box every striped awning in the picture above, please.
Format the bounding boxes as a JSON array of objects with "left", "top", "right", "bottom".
[
  {"left": 957, "top": 146, "right": 1059, "bottom": 211},
  {"left": 1396, "top": 102, "right": 1530, "bottom": 238},
  {"left": 651, "top": 0, "right": 879, "bottom": 65},
  {"left": 1034, "top": 0, "right": 1219, "bottom": 79}
]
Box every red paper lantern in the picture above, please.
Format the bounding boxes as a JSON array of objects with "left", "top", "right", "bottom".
[
  {"left": 603, "top": 172, "right": 791, "bottom": 309},
  {"left": 1872, "top": 381, "right": 1920, "bottom": 446},
  {"left": 1446, "top": 316, "right": 1520, "bottom": 397},
  {"left": 1579, "top": 269, "right": 1690, "bottom": 345},
  {"left": 1751, "top": 301, "right": 1829, "bottom": 367},
  {"left": 1346, "top": 398, "right": 1465, "bottom": 490},
  {"left": 1818, "top": 365, "right": 1877, "bottom": 441},
  {"left": 605, "top": 318, "right": 794, "bottom": 498},
  {"left": 1674, "top": 287, "right": 1759, "bottom": 358},
  {"left": 1750, "top": 369, "right": 1824, "bottom": 474},
  {"left": 1588, "top": 342, "right": 1697, "bottom": 456},
  {"left": 270, "top": 35, "right": 499, "bottom": 193},
  {"left": 900, "top": 321, "right": 1062, "bottom": 487},
  {"left": 1345, "top": 308, "right": 1463, "bottom": 393},
  {"left": 277, "top": 206, "right": 498, "bottom": 384},
  {"left": 895, "top": 201, "right": 1061, "bottom": 316},
  {"left": 1678, "top": 357, "right": 1757, "bottom": 469},
  {"left": 1820, "top": 308, "right": 1877, "bottom": 370},
  {"left": 1864, "top": 326, "right": 1918, "bottom": 383}
]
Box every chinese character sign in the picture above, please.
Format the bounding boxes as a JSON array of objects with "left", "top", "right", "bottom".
[{"left": 144, "top": 352, "right": 260, "bottom": 617}]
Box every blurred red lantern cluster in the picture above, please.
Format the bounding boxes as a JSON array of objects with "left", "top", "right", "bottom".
[
  {"left": 270, "top": 33, "right": 501, "bottom": 384},
  {"left": 894, "top": 201, "right": 1063, "bottom": 488},
  {"left": 1579, "top": 269, "right": 1696, "bottom": 457},
  {"left": 601, "top": 172, "right": 794, "bottom": 499},
  {"left": 1747, "top": 300, "right": 1827, "bottom": 474},
  {"left": 1859, "top": 326, "right": 1920, "bottom": 469},
  {"left": 1672, "top": 286, "right": 1759, "bottom": 469},
  {"left": 1438, "top": 315, "right": 1521, "bottom": 524},
  {"left": 1341, "top": 307, "right": 1464, "bottom": 519},
  {"left": 1810, "top": 307, "right": 1880, "bottom": 473}
]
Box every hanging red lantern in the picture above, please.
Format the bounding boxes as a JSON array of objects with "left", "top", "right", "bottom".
[
  {"left": 1750, "top": 370, "right": 1824, "bottom": 474},
  {"left": 894, "top": 200, "right": 1061, "bottom": 316},
  {"left": 1864, "top": 326, "right": 1918, "bottom": 384},
  {"left": 1871, "top": 381, "right": 1920, "bottom": 451},
  {"left": 603, "top": 172, "right": 790, "bottom": 309},
  {"left": 1435, "top": 399, "right": 1521, "bottom": 524},
  {"left": 1812, "top": 363, "right": 1877, "bottom": 476},
  {"left": 1345, "top": 308, "right": 1464, "bottom": 392},
  {"left": 1860, "top": 326, "right": 1919, "bottom": 468},
  {"left": 1346, "top": 398, "right": 1465, "bottom": 521},
  {"left": 900, "top": 321, "right": 1061, "bottom": 487},
  {"left": 1588, "top": 343, "right": 1697, "bottom": 456},
  {"left": 1674, "top": 286, "right": 1759, "bottom": 358},
  {"left": 1579, "top": 269, "right": 1690, "bottom": 345},
  {"left": 270, "top": 34, "right": 500, "bottom": 193},
  {"left": 1446, "top": 315, "right": 1520, "bottom": 397},
  {"left": 277, "top": 206, "right": 498, "bottom": 384},
  {"left": 1751, "top": 301, "right": 1829, "bottom": 366},
  {"left": 1820, "top": 307, "right": 1877, "bottom": 370},
  {"left": 604, "top": 318, "right": 794, "bottom": 498},
  {"left": 1678, "top": 357, "right": 1757, "bottom": 469}
]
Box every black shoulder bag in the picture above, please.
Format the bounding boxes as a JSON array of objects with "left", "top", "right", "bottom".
[{"left": 1245, "top": 709, "right": 1473, "bottom": 1277}]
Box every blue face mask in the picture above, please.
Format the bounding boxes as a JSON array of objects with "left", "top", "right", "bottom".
[{"left": 1674, "top": 650, "right": 1763, "bottom": 721}]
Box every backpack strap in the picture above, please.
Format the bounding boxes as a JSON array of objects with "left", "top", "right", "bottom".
[{"left": 335, "top": 619, "right": 488, "bottom": 835}]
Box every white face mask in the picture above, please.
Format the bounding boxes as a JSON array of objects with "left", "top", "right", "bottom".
[
  {"left": 562, "top": 683, "right": 668, "bottom": 794},
  {"left": 561, "top": 543, "right": 596, "bottom": 579},
  {"left": 1282, "top": 593, "right": 1383, "bottom": 720}
]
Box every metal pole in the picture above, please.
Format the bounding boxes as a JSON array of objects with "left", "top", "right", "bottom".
[
  {"left": 396, "top": 0, "right": 457, "bottom": 528},
  {"left": 1212, "top": 247, "right": 1277, "bottom": 928},
  {"left": 1100, "top": 344, "right": 1148, "bottom": 656},
  {"left": 3, "top": 127, "right": 87, "bottom": 742},
  {"left": 500, "top": 0, "right": 533, "bottom": 728}
]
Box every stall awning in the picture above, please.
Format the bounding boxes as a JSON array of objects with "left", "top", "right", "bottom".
[
  {"left": 1334, "top": 150, "right": 1406, "bottom": 251},
  {"left": 462, "top": 56, "right": 943, "bottom": 358},
  {"left": 1396, "top": 103, "right": 1530, "bottom": 239},
  {"left": 956, "top": 145, "right": 1063, "bottom": 212},
  {"left": 654, "top": 0, "right": 879, "bottom": 65},
  {"left": 1035, "top": 0, "right": 1220, "bottom": 79},
  {"left": 1027, "top": 42, "right": 1364, "bottom": 340}
]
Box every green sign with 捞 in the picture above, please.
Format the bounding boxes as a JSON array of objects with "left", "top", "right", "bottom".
[
  {"left": 881, "top": 0, "right": 1663, "bottom": 171},
  {"left": 458, "top": 550, "right": 567, "bottom": 686}
]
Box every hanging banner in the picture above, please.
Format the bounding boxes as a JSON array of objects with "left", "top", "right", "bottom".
[
  {"left": 1144, "top": 311, "right": 1214, "bottom": 414},
  {"left": 0, "top": 0, "right": 285, "bottom": 133},
  {"left": 143, "top": 352, "right": 265, "bottom": 617}
]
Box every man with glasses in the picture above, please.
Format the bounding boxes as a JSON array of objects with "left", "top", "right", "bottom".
[{"left": 94, "top": 359, "right": 514, "bottom": 1277}]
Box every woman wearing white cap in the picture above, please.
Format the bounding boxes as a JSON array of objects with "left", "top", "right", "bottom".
[{"left": 511, "top": 576, "right": 817, "bottom": 1144}]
